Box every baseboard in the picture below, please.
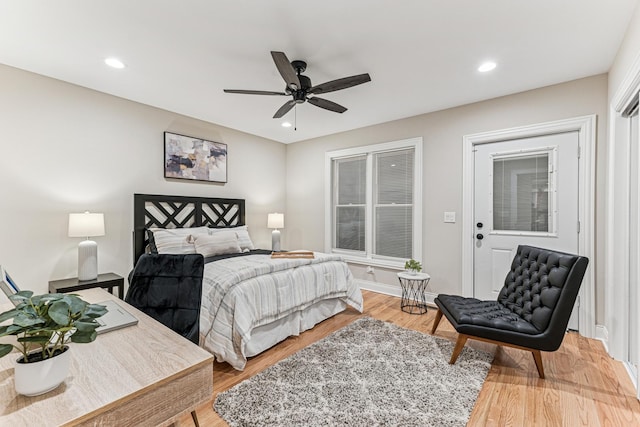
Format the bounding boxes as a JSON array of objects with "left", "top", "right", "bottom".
[
  {"left": 595, "top": 324, "right": 609, "bottom": 354},
  {"left": 355, "top": 279, "right": 400, "bottom": 297},
  {"left": 596, "top": 325, "right": 638, "bottom": 394},
  {"left": 355, "top": 279, "right": 438, "bottom": 307}
]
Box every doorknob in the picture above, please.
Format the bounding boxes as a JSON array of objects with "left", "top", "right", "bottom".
[{"left": 476, "top": 233, "right": 484, "bottom": 240}]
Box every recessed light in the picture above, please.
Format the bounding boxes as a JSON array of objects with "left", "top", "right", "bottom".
[
  {"left": 105, "top": 57, "right": 125, "bottom": 69},
  {"left": 478, "top": 61, "right": 496, "bottom": 72},
  {"left": 281, "top": 122, "right": 292, "bottom": 128}
]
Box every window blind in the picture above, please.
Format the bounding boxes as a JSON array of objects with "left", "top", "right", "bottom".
[
  {"left": 374, "top": 149, "right": 414, "bottom": 258},
  {"left": 493, "top": 153, "right": 550, "bottom": 232},
  {"left": 334, "top": 156, "right": 366, "bottom": 252}
]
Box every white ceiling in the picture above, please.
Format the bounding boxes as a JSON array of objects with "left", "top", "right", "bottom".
[{"left": 0, "top": 1, "right": 637, "bottom": 144}]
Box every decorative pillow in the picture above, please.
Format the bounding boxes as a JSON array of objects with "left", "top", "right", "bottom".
[
  {"left": 146, "top": 226, "right": 210, "bottom": 253},
  {"left": 150, "top": 229, "right": 197, "bottom": 254},
  {"left": 210, "top": 225, "right": 255, "bottom": 251},
  {"left": 193, "top": 232, "right": 242, "bottom": 257}
]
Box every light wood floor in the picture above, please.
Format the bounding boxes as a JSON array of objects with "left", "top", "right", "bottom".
[{"left": 180, "top": 290, "right": 640, "bottom": 426}]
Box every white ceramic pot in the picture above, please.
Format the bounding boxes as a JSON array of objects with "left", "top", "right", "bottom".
[{"left": 14, "top": 346, "right": 71, "bottom": 396}]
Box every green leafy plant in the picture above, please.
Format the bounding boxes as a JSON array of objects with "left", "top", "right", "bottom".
[
  {"left": 0, "top": 291, "right": 107, "bottom": 362},
  {"left": 404, "top": 259, "right": 422, "bottom": 272}
]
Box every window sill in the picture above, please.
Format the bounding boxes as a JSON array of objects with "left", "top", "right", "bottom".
[{"left": 338, "top": 255, "right": 406, "bottom": 270}]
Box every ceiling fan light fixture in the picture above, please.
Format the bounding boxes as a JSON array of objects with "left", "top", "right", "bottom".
[
  {"left": 478, "top": 61, "right": 497, "bottom": 72},
  {"left": 105, "top": 57, "right": 125, "bottom": 69},
  {"left": 281, "top": 122, "right": 292, "bottom": 128}
]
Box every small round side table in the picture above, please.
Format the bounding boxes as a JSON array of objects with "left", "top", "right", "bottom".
[{"left": 397, "top": 271, "right": 431, "bottom": 314}]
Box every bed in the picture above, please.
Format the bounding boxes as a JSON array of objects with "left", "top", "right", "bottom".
[{"left": 133, "top": 193, "right": 363, "bottom": 370}]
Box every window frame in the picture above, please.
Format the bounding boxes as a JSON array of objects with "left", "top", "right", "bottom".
[{"left": 325, "top": 137, "right": 423, "bottom": 269}]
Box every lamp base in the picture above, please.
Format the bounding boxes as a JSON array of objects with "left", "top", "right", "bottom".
[
  {"left": 271, "top": 229, "right": 281, "bottom": 252},
  {"left": 78, "top": 239, "right": 98, "bottom": 281}
]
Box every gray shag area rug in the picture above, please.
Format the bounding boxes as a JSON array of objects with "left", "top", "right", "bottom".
[{"left": 214, "top": 317, "right": 493, "bottom": 427}]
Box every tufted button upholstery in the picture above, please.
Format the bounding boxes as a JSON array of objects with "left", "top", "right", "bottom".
[
  {"left": 435, "top": 295, "right": 540, "bottom": 334},
  {"left": 434, "top": 245, "right": 588, "bottom": 352}
]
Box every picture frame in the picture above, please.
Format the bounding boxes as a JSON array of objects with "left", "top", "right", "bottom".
[
  {"left": 164, "top": 131, "right": 228, "bottom": 183},
  {"left": 0, "top": 265, "right": 21, "bottom": 306}
]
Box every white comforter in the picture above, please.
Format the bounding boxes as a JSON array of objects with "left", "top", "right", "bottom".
[{"left": 199, "top": 252, "right": 363, "bottom": 370}]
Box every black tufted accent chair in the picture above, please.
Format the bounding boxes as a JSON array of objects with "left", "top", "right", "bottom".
[{"left": 431, "top": 245, "right": 588, "bottom": 378}]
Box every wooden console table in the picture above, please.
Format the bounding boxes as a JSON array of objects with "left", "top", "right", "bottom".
[{"left": 0, "top": 288, "right": 213, "bottom": 426}]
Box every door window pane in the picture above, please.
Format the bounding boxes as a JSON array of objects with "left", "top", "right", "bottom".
[{"left": 493, "top": 153, "right": 550, "bottom": 232}]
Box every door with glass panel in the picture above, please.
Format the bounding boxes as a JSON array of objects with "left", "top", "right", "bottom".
[{"left": 473, "top": 132, "right": 580, "bottom": 328}]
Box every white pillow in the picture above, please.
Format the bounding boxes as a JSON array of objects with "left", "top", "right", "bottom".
[
  {"left": 210, "top": 225, "right": 255, "bottom": 251},
  {"left": 151, "top": 229, "right": 197, "bottom": 254},
  {"left": 193, "top": 232, "right": 242, "bottom": 257}
]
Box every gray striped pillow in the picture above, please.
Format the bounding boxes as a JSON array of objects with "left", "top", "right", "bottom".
[
  {"left": 151, "top": 229, "right": 197, "bottom": 254},
  {"left": 210, "top": 226, "right": 255, "bottom": 251},
  {"left": 193, "top": 232, "right": 242, "bottom": 257}
]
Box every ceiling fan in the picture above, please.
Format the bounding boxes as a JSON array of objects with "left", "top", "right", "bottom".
[{"left": 224, "top": 51, "right": 371, "bottom": 119}]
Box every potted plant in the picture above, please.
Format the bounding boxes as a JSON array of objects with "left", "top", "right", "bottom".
[
  {"left": 0, "top": 291, "right": 107, "bottom": 396},
  {"left": 404, "top": 259, "right": 422, "bottom": 275}
]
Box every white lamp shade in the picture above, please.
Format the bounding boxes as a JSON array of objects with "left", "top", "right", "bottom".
[
  {"left": 68, "top": 212, "right": 105, "bottom": 237},
  {"left": 267, "top": 213, "right": 284, "bottom": 229}
]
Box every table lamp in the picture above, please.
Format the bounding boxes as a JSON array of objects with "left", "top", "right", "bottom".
[
  {"left": 267, "top": 213, "right": 284, "bottom": 252},
  {"left": 68, "top": 212, "right": 105, "bottom": 281}
]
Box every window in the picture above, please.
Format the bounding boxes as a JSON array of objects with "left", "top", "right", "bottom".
[
  {"left": 491, "top": 148, "right": 556, "bottom": 235},
  {"left": 325, "top": 138, "right": 422, "bottom": 268}
]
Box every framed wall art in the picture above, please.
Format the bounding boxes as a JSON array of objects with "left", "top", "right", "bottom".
[{"left": 164, "top": 131, "right": 227, "bottom": 183}]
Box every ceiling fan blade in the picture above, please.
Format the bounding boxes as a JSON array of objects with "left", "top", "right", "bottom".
[
  {"left": 271, "top": 51, "right": 301, "bottom": 91},
  {"left": 224, "top": 89, "right": 286, "bottom": 96},
  {"left": 309, "top": 73, "right": 371, "bottom": 95},
  {"left": 308, "top": 97, "right": 347, "bottom": 113},
  {"left": 273, "top": 100, "right": 297, "bottom": 118}
]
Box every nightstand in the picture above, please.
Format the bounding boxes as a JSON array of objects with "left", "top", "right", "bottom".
[
  {"left": 48, "top": 273, "right": 125, "bottom": 299},
  {"left": 397, "top": 271, "right": 431, "bottom": 314}
]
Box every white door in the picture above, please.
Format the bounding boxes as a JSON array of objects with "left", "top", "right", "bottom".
[{"left": 473, "top": 132, "right": 580, "bottom": 328}]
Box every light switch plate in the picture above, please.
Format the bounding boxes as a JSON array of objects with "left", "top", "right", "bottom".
[{"left": 444, "top": 211, "right": 456, "bottom": 223}]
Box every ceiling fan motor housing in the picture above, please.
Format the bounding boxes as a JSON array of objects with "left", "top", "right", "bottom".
[{"left": 291, "top": 73, "right": 312, "bottom": 103}]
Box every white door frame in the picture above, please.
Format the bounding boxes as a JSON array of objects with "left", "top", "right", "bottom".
[
  {"left": 462, "top": 115, "right": 597, "bottom": 338},
  {"left": 607, "top": 50, "right": 640, "bottom": 398}
]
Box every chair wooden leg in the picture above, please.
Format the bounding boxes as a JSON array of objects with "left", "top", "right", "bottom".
[
  {"left": 431, "top": 308, "right": 443, "bottom": 334},
  {"left": 449, "top": 334, "right": 468, "bottom": 364},
  {"left": 191, "top": 410, "right": 200, "bottom": 427},
  {"left": 531, "top": 350, "right": 545, "bottom": 379}
]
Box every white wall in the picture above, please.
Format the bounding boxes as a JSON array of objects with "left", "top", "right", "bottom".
[
  {"left": 604, "top": 2, "right": 640, "bottom": 360},
  {"left": 286, "top": 74, "right": 608, "bottom": 323},
  {"left": 0, "top": 64, "right": 286, "bottom": 300}
]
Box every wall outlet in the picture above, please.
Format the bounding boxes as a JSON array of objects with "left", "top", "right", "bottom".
[
  {"left": 366, "top": 266, "right": 375, "bottom": 274},
  {"left": 444, "top": 211, "right": 456, "bottom": 223}
]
